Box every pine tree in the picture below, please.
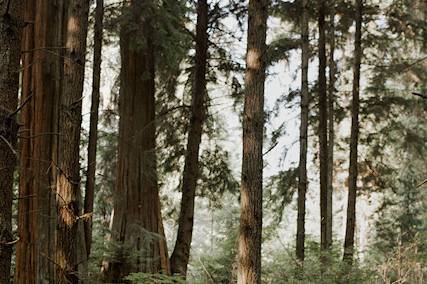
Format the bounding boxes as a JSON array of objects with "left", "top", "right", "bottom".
[
  {"left": 84, "top": 0, "right": 104, "bottom": 259},
  {"left": 56, "top": 0, "right": 90, "bottom": 282},
  {"left": 317, "top": 0, "right": 329, "bottom": 254},
  {"left": 343, "top": 0, "right": 363, "bottom": 264},
  {"left": 238, "top": 0, "right": 269, "bottom": 283},
  {"left": 170, "top": 0, "right": 208, "bottom": 277},
  {"left": 0, "top": 1, "right": 24, "bottom": 282},
  {"left": 296, "top": 0, "right": 309, "bottom": 264}
]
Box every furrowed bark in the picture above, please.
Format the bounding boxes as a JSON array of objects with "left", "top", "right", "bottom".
[
  {"left": 343, "top": 0, "right": 363, "bottom": 264},
  {"left": 0, "top": 1, "right": 24, "bottom": 282},
  {"left": 170, "top": 0, "right": 208, "bottom": 277},
  {"left": 296, "top": 0, "right": 309, "bottom": 264},
  {"left": 103, "top": 1, "right": 170, "bottom": 281},
  {"left": 16, "top": 1, "right": 66, "bottom": 282},
  {"left": 238, "top": 0, "right": 269, "bottom": 283},
  {"left": 56, "top": 0, "right": 90, "bottom": 282},
  {"left": 84, "top": 0, "right": 104, "bottom": 259}
]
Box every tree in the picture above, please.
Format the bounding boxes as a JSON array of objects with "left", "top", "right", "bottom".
[
  {"left": 103, "top": 1, "right": 170, "bottom": 280},
  {"left": 238, "top": 0, "right": 269, "bottom": 283},
  {"left": 0, "top": 1, "right": 24, "bottom": 282},
  {"left": 317, "top": 0, "right": 329, "bottom": 254},
  {"left": 296, "top": 0, "right": 309, "bottom": 264},
  {"left": 326, "top": 0, "right": 336, "bottom": 250},
  {"left": 56, "top": 0, "right": 90, "bottom": 282},
  {"left": 16, "top": 1, "right": 66, "bottom": 282},
  {"left": 343, "top": 0, "right": 363, "bottom": 264},
  {"left": 170, "top": 0, "right": 208, "bottom": 277},
  {"left": 84, "top": 0, "right": 104, "bottom": 259}
]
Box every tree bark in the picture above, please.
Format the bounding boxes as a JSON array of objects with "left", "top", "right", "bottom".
[
  {"left": 169, "top": 0, "right": 208, "bottom": 277},
  {"left": 238, "top": 0, "right": 269, "bottom": 283},
  {"left": 317, "top": 0, "right": 329, "bottom": 255},
  {"left": 0, "top": 1, "right": 24, "bottom": 282},
  {"left": 326, "top": 0, "right": 336, "bottom": 250},
  {"left": 84, "top": 0, "right": 104, "bottom": 259},
  {"left": 296, "top": 0, "right": 309, "bottom": 264},
  {"left": 343, "top": 0, "right": 363, "bottom": 264},
  {"left": 103, "top": 1, "right": 170, "bottom": 281},
  {"left": 16, "top": 1, "right": 66, "bottom": 282},
  {"left": 55, "top": 0, "right": 90, "bottom": 282}
]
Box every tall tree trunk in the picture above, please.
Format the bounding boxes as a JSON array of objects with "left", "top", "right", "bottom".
[
  {"left": 170, "top": 0, "right": 208, "bottom": 277},
  {"left": 84, "top": 0, "right": 104, "bottom": 259},
  {"left": 16, "top": 1, "right": 66, "bottom": 282},
  {"left": 317, "top": 0, "right": 329, "bottom": 255},
  {"left": 343, "top": 0, "right": 363, "bottom": 264},
  {"left": 0, "top": 1, "right": 24, "bottom": 282},
  {"left": 56, "top": 0, "right": 90, "bottom": 282},
  {"left": 326, "top": 0, "right": 336, "bottom": 250},
  {"left": 103, "top": 1, "right": 170, "bottom": 281},
  {"left": 238, "top": 0, "right": 269, "bottom": 283},
  {"left": 296, "top": 0, "right": 309, "bottom": 264}
]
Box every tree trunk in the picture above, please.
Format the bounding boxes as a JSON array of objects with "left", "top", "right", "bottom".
[
  {"left": 296, "top": 0, "right": 309, "bottom": 264},
  {"left": 238, "top": 0, "right": 269, "bottom": 283},
  {"left": 170, "top": 0, "right": 208, "bottom": 277},
  {"left": 103, "top": 1, "right": 170, "bottom": 281},
  {"left": 84, "top": 0, "right": 104, "bottom": 259},
  {"left": 55, "top": 0, "right": 89, "bottom": 282},
  {"left": 0, "top": 1, "right": 24, "bottom": 282},
  {"left": 343, "top": 0, "right": 363, "bottom": 264},
  {"left": 317, "top": 0, "right": 329, "bottom": 255},
  {"left": 326, "top": 0, "right": 336, "bottom": 250},
  {"left": 16, "top": 1, "right": 66, "bottom": 282}
]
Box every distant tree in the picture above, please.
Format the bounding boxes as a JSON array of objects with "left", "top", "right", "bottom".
[
  {"left": 296, "top": 0, "right": 310, "bottom": 264},
  {"left": 317, "top": 0, "right": 329, "bottom": 254},
  {"left": 103, "top": 1, "right": 170, "bottom": 281},
  {"left": 170, "top": 0, "right": 209, "bottom": 277},
  {"left": 343, "top": 0, "right": 363, "bottom": 264},
  {"left": 238, "top": 0, "right": 269, "bottom": 283},
  {"left": 0, "top": 1, "right": 24, "bottom": 282},
  {"left": 84, "top": 0, "right": 104, "bottom": 259}
]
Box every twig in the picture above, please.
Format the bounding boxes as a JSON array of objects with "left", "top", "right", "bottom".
[
  {"left": 0, "top": 237, "right": 19, "bottom": 246},
  {"left": 417, "top": 179, "right": 427, "bottom": 188},
  {"left": 8, "top": 93, "right": 33, "bottom": 118},
  {"left": 412, "top": 92, "right": 427, "bottom": 100},
  {"left": 0, "top": 135, "right": 17, "bottom": 156}
]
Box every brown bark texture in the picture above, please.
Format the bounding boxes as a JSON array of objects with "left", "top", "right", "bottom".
[
  {"left": 326, "top": 0, "right": 336, "bottom": 250},
  {"left": 343, "top": 0, "right": 363, "bottom": 264},
  {"left": 318, "top": 0, "right": 329, "bottom": 254},
  {"left": 55, "top": 0, "right": 89, "bottom": 283},
  {"left": 16, "top": 0, "right": 66, "bottom": 283},
  {"left": 238, "top": 0, "right": 269, "bottom": 283},
  {"left": 296, "top": 0, "right": 309, "bottom": 264},
  {"left": 103, "top": 1, "right": 170, "bottom": 281},
  {"left": 84, "top": 0, "right": 104, "bottom": 259},
  {"left": 0, "top": 1, "right": 24, "bottom": 282},
  {"left": 170, "top": 0, "right": 208, "bottom": 277}
]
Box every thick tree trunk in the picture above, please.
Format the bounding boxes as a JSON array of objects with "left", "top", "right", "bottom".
[
  {"left": 317, "top": 0, "right": 329, "bottom": 254},
  {"left": 103, "top": 1, "right": 170, "bottom": 281},
  {"left": 343, "top": 0, "right": 363, "bottom": 264},
  {"left": 55, "top": 0, "right": 89, "bottom": 283},
  {"left": 169, "top": 0, "right": 208, "bottom": 277},
  {"left": 0, "top": 1, "right": 24, "bottom": 282},
  {"left": 296, "top": 0, "right": 309, "bottom": 264},
  {"left": 238, "top": 0, "right": 269, "bottom": 283},
  {"left": 84, "top": 0, "right": 104, "bottom": 259},
  {"left": 326, "top": 0, "right": 336, "bottom": 250},
  {"left": 16, "top": 1, "right": 66, "bottom": 282}
]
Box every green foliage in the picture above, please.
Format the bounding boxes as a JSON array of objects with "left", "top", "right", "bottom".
[{"left": 126, "top": 272, "right": 187, "bottom": 284}]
